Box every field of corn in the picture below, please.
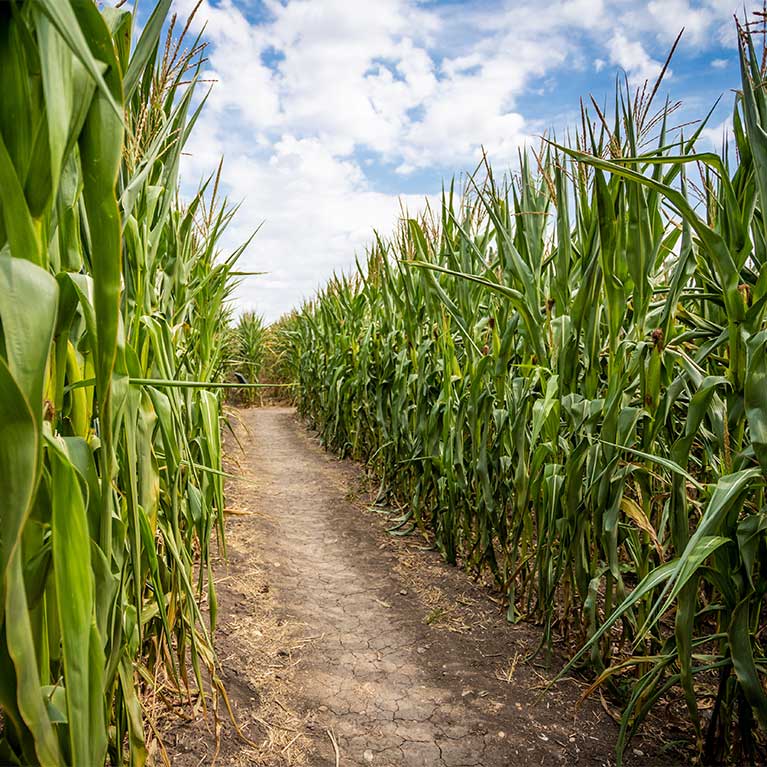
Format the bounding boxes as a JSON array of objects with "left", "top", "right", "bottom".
[
  {"left": 281, "top": 24, "right": 767, "bottom": 765},
  {"left": 0, "top": 1, "right": 245, "bottom": 763}
]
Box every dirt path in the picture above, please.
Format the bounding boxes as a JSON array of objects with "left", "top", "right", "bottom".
[{"left": 163, "top": 407, "right": 666, "bottom": 766}]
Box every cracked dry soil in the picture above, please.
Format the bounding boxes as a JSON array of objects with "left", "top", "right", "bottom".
[{"left": 165, "top": 406, "right": 662, "bottom": 766}]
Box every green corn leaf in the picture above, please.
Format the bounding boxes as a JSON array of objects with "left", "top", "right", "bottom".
[
  {"left": 48, "top": 437, "right": 97, "bottom": 766},
  {"left": 745, "top": 330, "right": 767, "bottom": 475}
]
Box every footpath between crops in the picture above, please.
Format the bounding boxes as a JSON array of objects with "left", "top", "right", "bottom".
[{"left": 162, "top": 407, "right": 664, "bottom": 766}]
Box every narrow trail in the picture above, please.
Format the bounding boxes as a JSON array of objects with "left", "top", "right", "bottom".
[{"left": 164, "top": 407, "right": 660, "bottom": 766}]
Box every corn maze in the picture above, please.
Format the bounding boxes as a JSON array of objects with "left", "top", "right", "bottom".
[
  {"left": 3, "top": 1, "right": 767, "bottom": 764},
  {"left": 283, "top": 25, "right": 767, "bottom": 764}
]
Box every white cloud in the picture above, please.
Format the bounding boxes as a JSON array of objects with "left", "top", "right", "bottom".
[
  {"left": 619, "top": 0, "right": 758, "bottom": 48},
  {"left": 171, "top": 0, "right": 759, "bottom": 320},
  {"left": 175, "top": 0, "right": 280, "bottom": 130},
  {"left": 183, "top": 120, "right": 432, "bottom": 320},
  {"left": 699, "top": 116, "right": 733, "bottom": 151},
  {"left": 646, "top": 0, "right": 714, "bottom": 46},
  {"left": 608, "top": 31, "right": 665, "bottom": 86}
]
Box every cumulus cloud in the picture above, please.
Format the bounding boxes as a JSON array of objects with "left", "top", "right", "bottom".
[
  {"left": 608, "top": 31, "right": 665, "bottom": 86},
  {"left": 646, "top": 0, "right": 715, "bottom": 46},
  {"left": 699, "top": 116, "right": 734, "bottom": 151},
  {"left": 170, "top": 0, "right": 761, "bottom": 320},
  {"left": 183, "top": 116, "right": 433, "bottom": 320}
]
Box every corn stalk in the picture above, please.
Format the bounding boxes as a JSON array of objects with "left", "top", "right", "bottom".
[
  {"left": 283, "top": 22, "right": 767, "bottom": 764},
  {"left": 0, "top": 2, "right": 242, "bottom": 763}
]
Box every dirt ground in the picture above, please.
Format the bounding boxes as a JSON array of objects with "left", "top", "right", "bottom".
[{"left": 160, "top": 406, "right": 677, "bottom": 766}]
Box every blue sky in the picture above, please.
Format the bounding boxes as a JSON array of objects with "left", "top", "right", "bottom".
[{"left": 155, "top": 0, "right": 758, "bottom": 321}]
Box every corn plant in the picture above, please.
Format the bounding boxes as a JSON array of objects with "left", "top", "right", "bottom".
[
  {"left": 283, "top": 22, "right": 767, "bottom": 764},
  {"left": 0, "top": 1, "right": 243, "bottom": 763},
  {"left": 244, "top": 313, "right": 298, "bottom": 404},
  {"left": 231, "top": 312, "right": 267, "bottom": 404}
]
